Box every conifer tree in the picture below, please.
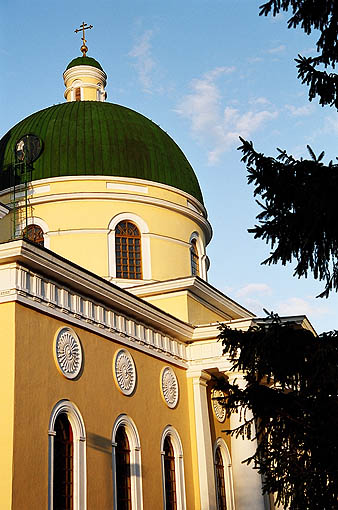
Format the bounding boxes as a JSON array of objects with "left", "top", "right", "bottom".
[{"left": 220, "top": 2, "right": 338, "bottom": 508}]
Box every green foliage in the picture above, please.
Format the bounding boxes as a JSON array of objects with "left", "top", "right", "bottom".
[
  {"left": 239, "top": 137, "right": 338, "bottom": 297},
  {"left": 218, "top": 318, "right": 338, "bottom": 509},
  {"left": 259, "top": 1, "right": 338, "bottom": 107}
]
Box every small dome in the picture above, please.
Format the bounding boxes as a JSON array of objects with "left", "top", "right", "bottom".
[
  {"left": 66, "top": 56, "right": 103, "bottom": 71},
  {"left": 0, "top": 101, "right": 203, "bottom": 203}
]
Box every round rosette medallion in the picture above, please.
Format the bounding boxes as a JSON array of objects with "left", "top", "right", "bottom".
[
  {"left": 212, "top": 388, "right": 226, "bottom": 423},
  {"left": 113, "top": 349, "right": 137, "bottom": 396},
  {"left": 160, "top": 366, "right": 179, "bottom": 409},
  {"left": 54, "top": 327, "right": 83, "bottom": 379}
]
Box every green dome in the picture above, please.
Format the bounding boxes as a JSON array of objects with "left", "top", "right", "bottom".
[
  {"left": 0, "top": 101, "right": 203, "bottom": 203},
  {"left": 66, "top": 56, "right": 103, "bottom": 71}
]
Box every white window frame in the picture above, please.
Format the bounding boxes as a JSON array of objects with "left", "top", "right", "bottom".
[
  {"left": 108, "top": 213, "right": 151, "bottom": 282},
  {"left": 48, "top": 400, "right": 87, "bottom": 510},
  {"left": 160, "top": 425, "right": 187, "bottom": 510},
  {"left": 189, "top": 231, "right": 207, "bottom": 281},
  {"left": 17, "top": 216, "right": 50, "bottom": 249},
  {"left": 71, "top": 80, "right": 83, "bottom": 101},
  {"left": 213, "top": 438, "right": 235, "bottom": 510},
  {"left": 112, "top": 414, "right": 143, "bottom": 510}
]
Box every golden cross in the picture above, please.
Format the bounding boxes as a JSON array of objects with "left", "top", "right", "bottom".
[{"left": 74, "top": 22, "right": 93, "bottom": 56}]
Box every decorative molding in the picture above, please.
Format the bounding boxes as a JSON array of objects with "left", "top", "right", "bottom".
[
  {"left": 213, "top": 438, "right": 235, "bottom": 510},
  {"left": 107, "top": 212, "right": 152, "bottom": 280},
  {"left": 211, "top": 388, "right": 226, "bottom": 423},
  {"left": 113, "top": 349, "right": 137, "bottom": 395},
  {"left": 0, "top": 175, "right": 206, "bottom": 217},
  {"left": 48, "top": 400, "right": 87, "bottom": 510},
  {"left": 54, "top": 327, "right": 83, "bottom": 379},
  {"left": 160, "top": 366, "right": 179, "bottom": 409},
  {"left": 0, "top": 243, "right": 189, "bottom": 366},
  {"left": 160, "top": 425, "right": 187, "bottom": 510},
  {"left": 112, "top": 414, "right": 143, "bottom": 510},
  {"left": 106, "top": 182, "right": 148, "bottom": 193}
]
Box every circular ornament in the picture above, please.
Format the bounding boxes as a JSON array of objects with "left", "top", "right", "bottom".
[
  {"left": 113, "top": 349, "right": 137, "bottom": 396},
  {"left": 15, "top": 134, "right": 42, "bottom": 163},
  {"left": 54, "top": 327, "right": 82, "bottom": 379},
  {"left": 212, "top": 389, "right": 226, "bottom": 423},
  {"left": 161, "top": 366, "right": 179, "bottom": 409}
]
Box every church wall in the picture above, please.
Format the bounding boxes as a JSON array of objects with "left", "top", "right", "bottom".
[
  {"left": 12, "top": 303, "right": 197, "bottom": 509},
  {"left": 141, "top": 291, "right": 190, "bottom": 322},
  {"left": 0, "top": 302, "right": 15, "bottom": 510},
  {"left": 187, "top": 293, "right": 230, "bottom": 325},
  {"left": 0, "top": 178, "right": 208, "bottom": 283}
]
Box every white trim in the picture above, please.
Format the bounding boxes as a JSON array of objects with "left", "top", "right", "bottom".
[
  {"left": 186, "top": 369, "right": 217, "bottom": 509},
  {"left": 0, "top": 203, "right": 9, "bottom": 219},
  {"left": 16, "top": 216, "right": 50, "bottom": 249},
  {"left": 160, "top": 425, "right": 187, "bottom": 510},
  {"left": 190, "top": 231, "right": 207, "bottom": 281},
  {"left": 48, "top": 400, "right": 87, "bottom": 510},
  {"left": 112, "top": 414, "right": 143, "bottom": 510},
  {"left": 106, "top": 182, "right": 148, "bottom": 193},
  {"left": 108, "top": 212, "right": 151, "bottom": 281},
  {"left": 214, "top": 438, "right": 235, "bottom": 510},
  {"left": 0, "top": 175, "right": 207, "bottom": 218}
]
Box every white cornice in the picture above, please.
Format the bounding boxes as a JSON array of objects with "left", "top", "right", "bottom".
[
  {"left": 0, "top": 175, "right": 207, "bottom": 218},
  {"left": 11, "top": 191, "right": 212, "bottom": 244},
  {"left": 63, "top": 65, "right": 107, "bottom": 85},
  {"left": 0, "top": 202, "right": 9, "bottom": 219},
  {"left": 128, "top": 276, "right": 256, "bottom": 321},
  {"left": 0, "top": 240, "right": 193, "bottom": 343}
]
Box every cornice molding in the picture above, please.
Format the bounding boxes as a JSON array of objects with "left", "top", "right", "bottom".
[{"left": 128, "top": 276, "right": 255, "bottom": 321}]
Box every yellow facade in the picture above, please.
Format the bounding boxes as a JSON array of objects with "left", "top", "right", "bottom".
[{"left": 0, "top": 51, "right": 312, "bottom": 510}]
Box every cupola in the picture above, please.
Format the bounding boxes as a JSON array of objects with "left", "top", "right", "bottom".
[{"left": 63, "top": 22, "right": 107, "bottom": 102}]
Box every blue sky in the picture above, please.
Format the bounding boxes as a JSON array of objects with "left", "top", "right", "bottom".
[{"left": 2, "top": 0, "right": 338, "bottom": 333}]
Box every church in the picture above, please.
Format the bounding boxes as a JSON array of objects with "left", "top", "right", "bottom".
[{"left": 0, "top": 25, "right": 314, "bottom": 510}]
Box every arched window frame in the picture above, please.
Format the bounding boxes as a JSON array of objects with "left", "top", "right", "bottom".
[
  {"left": 189, "top": 232, "right": 207, "bottom": 281},
  {"left": 48, "top": 400, "right": 87, "bottom": 510},
  {"left": 213, "top": 438, "right": 235, "bottom": 510},
  {"left": 112, "top": 414, "right": 143, "bottom": 510},
  {"left": 160, "top": 426, "right": 186, "bottom": 510},
  {"left": 108, "top": 213, "right": 151, "bottom": 283},
  {"left": 17, "top": 216, "right": 50, "bottom": 249},
  {"left": 71, "top": 80, "right": 83, "bottom": 101}
]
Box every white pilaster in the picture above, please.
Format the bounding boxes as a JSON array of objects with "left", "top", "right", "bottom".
[
  {"left": 187, "top": 369, "right": 217, "bottom": 510},
  {"left": 228, "top": 372, "right": 265, "bottom": 510}
]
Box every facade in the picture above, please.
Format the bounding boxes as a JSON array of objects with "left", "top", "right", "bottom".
[{"left": 0, "top": 50, "right": 314, "bottom": 510}]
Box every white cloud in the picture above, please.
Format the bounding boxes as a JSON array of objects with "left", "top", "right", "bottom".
[
  {"left": 175, "top": 68, "right": 278, "bottom": 164},
  {"left": 267, "top": 45, "right": 286, "bottom": 54},
  {"left": 250, "top": 97, "right": 270, "bottom": 106},
  {"left": 248, "top": 56, "right": 264, "bottom": 64},
  {"left": 276, "top": 297, "right": 330, "bottom": 318},
  {"left": 236, "top": 283, "right": 273, "bottom": 298},
  {"left": 129, "top": 30, "right": 156, "bottom": 92},
  {"left": 285, "top": 104, "right": 313, "bottom": 116}
]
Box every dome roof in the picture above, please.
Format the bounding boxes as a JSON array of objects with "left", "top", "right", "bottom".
[
  {"left": 66, "top": 56, "right": 103, "bottom": 71},
  {"left": 0, "top": 101, "right": 203, "bottom": 203}
]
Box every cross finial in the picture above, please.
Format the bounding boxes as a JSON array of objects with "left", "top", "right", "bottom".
[{"left": 74, "top": 22, "right": 93, "bottom": 57}]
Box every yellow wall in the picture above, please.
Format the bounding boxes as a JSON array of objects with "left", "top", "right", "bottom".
[
  {"left": 0, "top": 302, "right": 15, "bottom": 510},
  {"left": 12, "top": 303, "right": 198, "bottom": 509},
  {"left": 65, "top": 75, "right": 101, "bottom": 101},
  {"left": 0, "top": 177, "right": 209, "bottom": 284}
]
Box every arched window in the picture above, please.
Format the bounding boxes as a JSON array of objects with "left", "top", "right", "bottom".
[
  {"left": 75, "top": 87, "right": 81, "bottom": 101},
  {"left": 161, "top": 426, "right": 186, "bottom": 510},
  {"left": 116, "top": 426, "right": 132, "bottom": 510},
  {"left": 48, "top": 400, "right": 87, "bottom": 510},
  {"left": 23, "top": 224, "right": 44, "bottom": 246},
  {"left": 190, "top": 238, "right": 199, "bottom": 276},
  {"left": 112, "top": 415, "right": 143, "bottom": 510},
  {"left": 115, "top": 221, "right": 142, "bottom": 279},
  {"left": 163, "top": 436, "right": 177, "bottom": 510},
  {"left": 54, "top": 413, "right": 73, "bottom": 509},
  {"left": 215, "top": 447, "right": 227, "bottom": 510},
  {"left": 213, "top": 439, "right": 235, "bottom": 510}
]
